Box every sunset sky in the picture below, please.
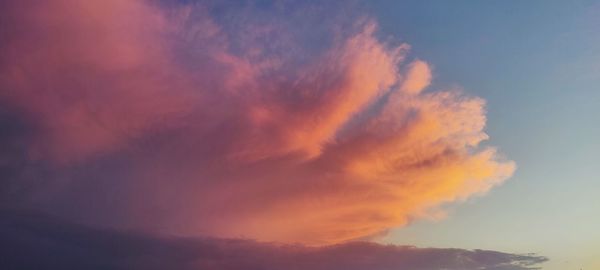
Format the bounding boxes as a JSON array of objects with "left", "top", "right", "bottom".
[
  {"left": 369, "top": 2, "right": 600, "bottom": 269},
  {"left": 0, "top": 1, "right": 598, "bottom": 270}
]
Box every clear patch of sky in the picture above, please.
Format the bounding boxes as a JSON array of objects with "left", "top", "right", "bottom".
[{"left": 367, "top": 1, "right": 600, "bottom": 269}]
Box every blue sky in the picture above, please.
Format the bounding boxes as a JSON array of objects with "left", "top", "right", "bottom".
[{"left": 368, "top": 1, "right": 600, "bottom": 269}]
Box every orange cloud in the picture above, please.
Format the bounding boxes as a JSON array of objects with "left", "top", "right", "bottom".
[
  {"left": 400, "top": 60, "right": 432, "bottom": 94},
  {"left": 0, "top": 0, "right": 515, "bottom": 245}
]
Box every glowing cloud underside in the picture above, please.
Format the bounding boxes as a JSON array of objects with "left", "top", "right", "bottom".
[{"left": 0, "top": 0, "right": 515, "bottom": 244}]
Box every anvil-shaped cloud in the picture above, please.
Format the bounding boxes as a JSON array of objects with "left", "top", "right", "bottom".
[{"left": 1, "top": 0, "right": 514, "bottom": 245}]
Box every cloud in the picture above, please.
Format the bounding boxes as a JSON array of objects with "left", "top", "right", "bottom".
[
  {"left": 0, "top": 209, "right": 547, "bottom": 270},
  {"left": 0, "top": 0, "right": 515, "bottom": 244},
  {"left": 400, "top": 59, "right": 432, "bottom": 94}
]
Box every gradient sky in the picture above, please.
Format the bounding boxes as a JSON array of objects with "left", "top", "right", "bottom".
[
  {"left": 367, "top": 1, "right": 600, "bottom": 269},
  {"left": 1, "top": 1, "right": 599, "bottom": 269}
]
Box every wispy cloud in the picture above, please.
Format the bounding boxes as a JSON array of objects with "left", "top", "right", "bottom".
[{"left": 1, "top": 0, "right": 514, "bottom": 244}]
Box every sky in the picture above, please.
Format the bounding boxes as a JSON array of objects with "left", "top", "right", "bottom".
[
  {"left": 0, "top": 1, "right": 598, "bottom": 269},
  {"left": 367, "top": 1, "right": 600, "bottom": 269}
]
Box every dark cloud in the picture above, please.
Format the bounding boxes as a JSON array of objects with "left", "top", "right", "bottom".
[{"left": 0, "top": 209, "right": 547, "bottom": 270}]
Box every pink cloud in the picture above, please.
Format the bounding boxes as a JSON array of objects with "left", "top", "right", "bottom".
[
  {"left": 400, "top": 59, "right": 432, "bottom": 94},
  {"left": 0, "top": 0, "right": 515, "bottom": 245}
]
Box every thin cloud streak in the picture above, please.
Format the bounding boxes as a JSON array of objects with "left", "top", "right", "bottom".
[{"left": 0, "top": 209, "right": 547, "bottom": 270}]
